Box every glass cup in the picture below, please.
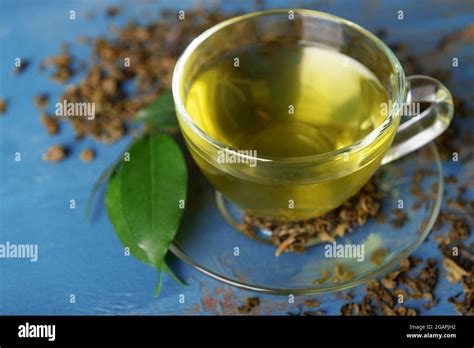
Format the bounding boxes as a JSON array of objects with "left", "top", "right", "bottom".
[{"left": 172, "top": 9, "right": 453, "bottom": 221}]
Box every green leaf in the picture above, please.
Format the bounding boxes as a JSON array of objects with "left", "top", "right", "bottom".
[
  {"left": 154, "top": 271, "right": 163, "bottom": 298},
  {"left": 119, "top": 134, "right": 187, "bottom": 293},
  {"left": 105, "top": 146, "right": 187, "bottom": 293},
  {"left": 135, "top": 90, "right": 178, "bottom": 129},
  {"left": 105, "top": 168, "right": 151, "bottom": 264}
]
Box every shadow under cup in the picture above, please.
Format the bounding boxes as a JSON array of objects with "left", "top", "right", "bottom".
[{"left": 172, "top": 10, "right": 406, "bottom": 221}]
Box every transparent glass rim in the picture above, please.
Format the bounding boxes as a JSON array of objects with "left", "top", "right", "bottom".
[
  {"left": 172, "top": 8, "right": 407, "bottom": 165},
  {"left": 169, "top": 141, "right": 443, "bottom": 295}
]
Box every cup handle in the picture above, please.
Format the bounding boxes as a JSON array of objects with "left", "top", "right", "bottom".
[{"left": 381, "top": 75, "right": 454, "bottom": 165}]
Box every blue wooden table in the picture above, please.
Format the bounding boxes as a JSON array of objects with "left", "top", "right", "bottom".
[{"left": 0, "top": 0, "right": 473, "bottom": 315}]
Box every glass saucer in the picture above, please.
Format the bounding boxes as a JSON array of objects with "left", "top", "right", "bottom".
[{"left": 169, "top": 142, "right": 442, "bottom": 295}]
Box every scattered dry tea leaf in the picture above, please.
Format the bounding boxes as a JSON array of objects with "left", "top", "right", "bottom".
[
  {"left": 332, "top": 265, "right": 354, "bottom": 283},
  {"left": 392, "top": 289, "right": 408, "bottom": 300},
  {"left": 371, "top": 248, "right": 390, "bottom": 266},
  {"left": 42, "top": 53, "right": 71, "bottom": 69},
  {"left": 423, "top": 297, "right": 440, "bottom": 310},
  {"left": 275, "top": 235, "right": 297, "bottom": 257},
  {"left": 80, "top": 148, "right": 95, "bottom": 162},
  {"left": 444, "top": 174, "right": 458, "bottom": 184},
  {"left": 340, "top": 257, "right": 439, "bottom": 316},
  {"left": 0, "top": 98, "right": 7, "bottom": 114},
  {"left": 448, "top": 219, "right": 471, "bottom": 242},
  {"left": 417, "top": 259, "right": 438, "bottom": 300},
  {"left": 34, "top": 94, "right": 49, "bottom": 109},
  {"left": 42, "top": 145, "right": 66, "bottom": 162},
  {"left": 381, "top": 271, "right": 399, "bottom": 290},
  {"left": 396, "top": 259, "right": 438, "bottom": 301},
  {"left": 448, "top": 273, "right": 474, "bottom": 315},
  {"left": 439, "top": 242, "right": 473, "bottom": 284},
  {"left": 340, "top": 303, "right": 360, "bottom": 316},
  {"left": 236, "top": 222, "right": 257, "bottom": 239},
  {"left": 443, "top": 257, "right": 469, "bottom": 283},
  {"left": 41, "top": 53, "right": 73, "bottom": 84},
  {"left": 312, "top": 269, "right": 330, "bottom": 285},
  {"left": 304, "top": 299, "right": 320, "bottom": 308},
  {"left": 288, "top": 307, "right": 327, "bottom": 316},
  {"left": 390, "top": 210, "right": 408, "bottom": 228},
  {"left": 237, "top": 297, "right": 260, "bottom": 314},
  {"left": 40, "top": 113, "right": 59, "bottom": 135},
  {"left": 394, "top": 307, "right": 417, "bottom": 316}
]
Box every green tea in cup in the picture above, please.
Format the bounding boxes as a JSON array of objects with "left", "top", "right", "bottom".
[
  {"left": 186, "top": 44, "right": 388, "bottom": 158},
  {"left": 173, "top": 10, "right": 453, "bottom": 221}
]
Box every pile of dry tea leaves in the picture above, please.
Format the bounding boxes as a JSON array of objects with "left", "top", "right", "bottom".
[
  {"left": 441, "top": 243, "right": 473, "bottom": 315},
  {"left": 435, "top": 185, "right": 474, "bottom": 315},
  {"left": 330, "top": 166, "right": 473, "bottom": 316},
  {"left": 241, "top": 177, "right": 385, "bottom": 256},
  {"left": 384, "top": 24, "right": 474, "bottom": 315},
  {"left": 288, "top": 299, "right": 326, "bottom": 316},
  {"left": 31, "top": 6, "right": 229, "bottom": 160}
]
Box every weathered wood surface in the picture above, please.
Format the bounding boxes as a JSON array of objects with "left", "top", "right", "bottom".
[{"left": 0, "top": 0, "right": 472, "bottom": 315}]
